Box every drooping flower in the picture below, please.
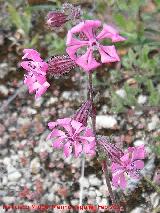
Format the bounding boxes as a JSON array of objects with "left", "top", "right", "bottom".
[
  {"left": 111, "top": 145, "right": 145, "bottom": 190},
  {"left": 47, "top": 118, "right": 95, "bottom": 158},
  {"left": 47, "top": 3, "right": 81, "bottom": 29},
  {"left": 72, "top": 100, "right": 92, "bottom": 126},
  {"left": 66, "top": 20, "right": 126, "bottom": 72},
  {"left": 21, "top": 49, "right": 50, "bottom": 99},
  {"left": 97, "top": 135, "right": 124, "bottom": 164},
  {"left": 47, "top": 55, "right": 77, "bottom": 77}
]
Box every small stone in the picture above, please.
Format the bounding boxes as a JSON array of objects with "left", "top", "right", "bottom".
[
  {"left": 99, "top": 198, "right": 109, "bottom": 206},
  {"left": 89, "top": 175, "right": 101, "bottom": 186},
  {"left": 96, "top": 190, "right": 102, "bottom": 197},
  {"left": 134, "top": 140, "right": 145, "bottom": 146},
  {"left": 79, "top": 177, "right": 89, "bottom": 188},
  {"left": 137, "top": 95, "right": 147, "bottom": 104},
  {"left": 2, "top": 196, "right": 16, "bottom": 203},
  {"left": 8, "top": 171, "right": 21, "bottom": 181},
  {"left": 96, "top": 115, "right": 117, "bottom": 129},
  {"left": 150, "top": 192, "right": 159, "bottom": 208},
  {"left": 30, "top": 158, "right": 41, "bottom": 174},
  {"left": 46, "top": 97, "right": 58, "bottom": 106},
  {"left": 130, "top": 207, "right": 146, "bottom": 213},
  {"left": 88, "top": 190, "right": 96, "bottom": 198},
  {"left": 0, "top": 85, "right": 9, "bottom": 96},
  {"left": 148, "top": 115, "right": 160, "bottom": 131},
  {"left": 71, "top": 199, "right": 79, "bottom": 205},
  {"left": 47, "top": 193, "right": 54, "bottom": 202},
  {"left": 116, "top": 89, "right": 126, "bottom": 98}
]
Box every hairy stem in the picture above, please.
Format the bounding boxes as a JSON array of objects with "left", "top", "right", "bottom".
[
  {"left": 102, "top": 160, "right": 116, "bottom": 204},
  {"left": 88, "top": 73, "right": 117, "bottom": 207}
]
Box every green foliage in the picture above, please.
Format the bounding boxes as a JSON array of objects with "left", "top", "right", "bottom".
[{"left": 7, "top": 3, "right": 31, "bottom": 36}]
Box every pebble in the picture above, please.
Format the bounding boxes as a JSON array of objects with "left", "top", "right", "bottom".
[
  {"left": 150, "top": 192, "right": 160, "bottom": 208},
  {"left": 116, "top": 89, "right": 126, "bottom": 98},
  {"left": 47, "top": 193, "right": 54, "bottom": 202},
  {"left": 148, "top": 115, "right": 160, "bottom": 131},
  {"left": 137, "top": 95, "right": 147, "bottom": 104},
  {"left": 89, "top": 175, "right": 102, "bottom": 186},
  {"left": 2, "top": 196, "right": 16, "bottom": 203},
  {"left": 46, "top": 97, "right": 58, "bottom": 106},
  {"left": 8, "top": 171, "right": 21, "bottom": 181},
  {"left": 80, "top": 177, "right": 90, "bottom": 188},
  {"left": 130, "top": 207, "right": 146, "bottom": 213},
  {"left": 88, "top": 190, "right": 96, "bottom": 198},
  {"left": 30, "top": 158, "right": 41, "bottom": 174},
  {"left": 96, "top": 115, "right": 117, "bottom": 129},
  {"left": 134, "top": 140, "right": 145, "bottom": 146},
  {"left": 0, "top": 85, "right": 8, "bottom": 96},
  {"left": 71, "top": 199, "right": 79, "bottom": 205}
]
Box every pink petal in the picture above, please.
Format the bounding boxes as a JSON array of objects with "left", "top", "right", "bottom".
[
  {"left": 132, "top": 160, "right": 144, "bottom": 170},
  {"left": 111, "top": 162, "right": 124, "bottom": 173},
  {"left": 98, "top": 45, "right": 120, "bottom": 63},
  {"left": 81, "top": 20, "right": 101, "bottom": 40},
  {"left": 22, "top": 49, "right": 42, "bottom": 62},
  {"left": 21, "top": 61, "right": 48, "bottom": 75},
  {"left": 47, "top": 129, "right": 66, "bottom": 139},
  {"left": 35, "top": 81, "right": 50, "bottom": 99},
  {"left": 112, "top": 173, "right": 120, "bottom": 188},
  {"left": 71, "top": 120, "right": 83, "bottom": 134},
  {"left": 130, "top": 145, "right": 145, "bottom": 161},
  {"left": 63, "top": 141, "right": 72, "bottom": 158},
  {"left": 83, "top": 141, "right": 95, "bottom": 154},
  {"left": 119, "top": 173, "right": 127, "bottom": 190},
  {"left": 84, "top": 128, "right": 94, "bottom": 137},
  {"left": 68, "top": 20, "right": 101, "bottom": 40},
  {"left": 79, "top": 136, "right": 95, "bottom": 143},
  {"left": 24, "top": 75, "right": 36, "bottom": 86},
  {"left": 120, "top": 153, "right": 131, "bottom": 165},
  {"left": 48, "top": 122, "right": 57, "bottom": 129},
  {"left": 66, "top": 44, "right": 88, "bottom": 60},
  {"left": 57, "top": 118, "right": 71, "bottom": 125},
  {"left": 96, "top": 24, "right": 126, "bottom": 42},
  {"left": 66, "top": 32, "right": 89, "bottom": 46},
  {"left": 76, "top": 47, "right": 101, "bottom": 72}
]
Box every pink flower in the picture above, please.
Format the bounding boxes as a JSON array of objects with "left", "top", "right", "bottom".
[
  {"left": 66, "top": 20, "right": 126, "bottom": 72},
  {"left": 111, "top": 145, "right": 145, "bottom": 190},
  {"left": 21, "top": 49, "right": 50, "bottom": 99},
  {"left": 47, "top": 118, "right": 95, "bottom": 158}
]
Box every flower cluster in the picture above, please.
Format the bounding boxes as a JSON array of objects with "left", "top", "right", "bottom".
[{"left": 19, "top": 2, "right": 146, "bottom": 193}]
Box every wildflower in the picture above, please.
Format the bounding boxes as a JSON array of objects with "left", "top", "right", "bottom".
[
  {"left": 97, "top": 135, "right": 124, "bottom": 164},
  {"left": 66, "top": 20, "right": 126, "bottom": 72},
  {"left": 73, "top": 100, "right": 92, "bottom": 126},
  {"left": 47, "top": 3, "right": 81, "bottom": 29},
  {"left": 111, "top": 145, "right": 145, "bottom": 190},
  {"left": 47, "top": 118, "right": 95, "bottom": 158},
  {"left": 21, "top": 49, "right": 50, "bottom": 99},
  {"left": 47, "top": 55, "right": 77, "bottom": 77}
]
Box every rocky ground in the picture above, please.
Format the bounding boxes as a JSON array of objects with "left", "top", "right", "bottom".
[{"left": 0, "top": 69, "right": 160, "bottom": 213}]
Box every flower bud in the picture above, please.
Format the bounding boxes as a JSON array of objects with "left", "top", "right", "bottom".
[{"left": 47, "top": 55, "right": 77, "bottom": 77}]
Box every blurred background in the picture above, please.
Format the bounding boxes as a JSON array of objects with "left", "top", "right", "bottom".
[{"left": 0, "top": 0, "right": 160, "bottom": 212}]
